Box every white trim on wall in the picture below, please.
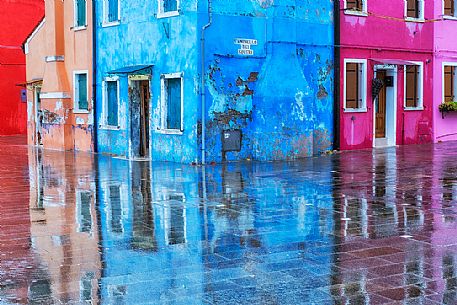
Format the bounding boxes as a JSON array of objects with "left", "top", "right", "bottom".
[
  {"left": 343, "top": 0, "right": 368, "bottom": 16},
  {"left": 343, "top": 58, "right": 368, "bottom": 113},
  {"left": 73, "top": 70, "right": 89, "bottom": 113},
  {"left": 158, "top": 72, "right": 184, "bottom": 134},
  {"left": 101, "top": 76, "right": 121, "bottom": 129},
  {"left": 442, "top": 62, "right": 457, "bottom": 103},
  {"left": 403, "top": 61, "right": 424, "bottom": 111},
  {"left": 157, "top": 0, "right": 181, "bottom": 18}
]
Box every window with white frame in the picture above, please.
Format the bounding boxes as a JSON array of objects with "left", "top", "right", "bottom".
[
  {"left": 444, "top": 0, "right": 457, "bottom": 17},
  {"left": 344, "top": 59, "right": 367, "bottom": 111},
  {"left": 74, "top": 0, "right": 86, "bottom": 28},
  {"left": 74, "top": 72, "right": 88, "bottom": 111},
  {"left": 160, "top": 73, "right": 183, "bottom": 131},
  {"left": 158, "top": 0, "right": 180, "bottom": 18},
  {"left": 103, "top": 77, "right": 119, "bottom": 127},
  {"left": 404, "top": 63, "right": 423, "bottom": 109},
  {"left": 344, "top": 0, "right": 367, "bottom": 14},
  {"left": 103, "top": 0, "right": 120, "bottom": 24},
  {"left": 405, "top": 0, "right": 424, "bottom": 20},
  {"left": 443, "top": 64, "right": 457, "bottom": 102}
]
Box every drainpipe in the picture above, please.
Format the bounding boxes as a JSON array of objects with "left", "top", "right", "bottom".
[
  {"left": 200, "top": 0, "right": 213, "bottom": 165},
  {"left": 92, "top": 0, "right": 98, "bottom": 152},
  {"left": 333, "top": 0, "right": 341, "bottom": 151}
]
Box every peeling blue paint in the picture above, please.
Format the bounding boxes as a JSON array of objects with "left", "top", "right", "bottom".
[{"left": 95, "top": 0, "right": 334, "bottom": 163}]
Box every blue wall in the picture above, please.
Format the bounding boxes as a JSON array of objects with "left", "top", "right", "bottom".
[
  {"left": 96, "top": 0, "right": 334, "bottom": 163},
  {"left": 201, "top": 0, "right": 335, "bottom": 162},
  {"left": 95, "top": 0, "right": 200, "bottom": 162}
]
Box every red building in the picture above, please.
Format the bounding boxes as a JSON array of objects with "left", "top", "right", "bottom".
[{"left": 0, "top": 0, "right": 44, "bottom": 135}]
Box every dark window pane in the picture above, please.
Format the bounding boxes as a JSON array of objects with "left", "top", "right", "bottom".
[{"left": 166, "top": 78, "right": 182, "bottom": 130}]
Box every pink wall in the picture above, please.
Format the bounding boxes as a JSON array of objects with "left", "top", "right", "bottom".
[
  {"left": 340, "top": 0, "right": 434, "bottom": 150},
  {"left": 432, "top": 1, "right": 457, "bottom": 142}
]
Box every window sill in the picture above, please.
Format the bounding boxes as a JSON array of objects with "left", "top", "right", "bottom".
[
  {"left": 157, "top": 11, "right": 180, "bottom": 19},
  {"left": 156, "top": 129, "right": 183, "bottom": 135},
  {"left": 405, "top": 17, "right": 425, "bottom": 23},
  {"left": 344, "top": 108, "right": 368, "bottom": 113},
  {"left": 72, "top": 26, "right": 87, "bottom": 32},
  {"left": 443, "top": 15, "right": 457, "bottom": 21},
  {"left": 102, "top": 21, "right": 120, "bottom": 28},
  {"left": 404, "top": 107, "right": 424, "bottom": 111},
  {"left": 99, "top": 125, "right": 121, "bottom": 130},
  {"left": 344, "top": 10, "right": 368, "bottom": 17},
  {"left": 74, "top": 110, "right": 89, "bottom": 114}
]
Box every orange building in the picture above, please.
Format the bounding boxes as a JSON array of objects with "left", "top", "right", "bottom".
[{"left": 24, "top": 0, "right": 93, "bottom": 151}]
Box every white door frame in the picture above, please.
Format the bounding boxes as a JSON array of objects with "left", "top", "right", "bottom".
[{"left": 373, "top": 65, "right": 398, "bottom": 147}]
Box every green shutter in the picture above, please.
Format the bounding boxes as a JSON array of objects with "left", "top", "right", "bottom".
[
  {"left": 78, "top": 74, "right": 88, "bottom": 110},
  {"left": 77, "top": 0, "right": 86, "bottom": 26},
  {"left": 107, "top": 81, "right": 118, "bottom": 126}
]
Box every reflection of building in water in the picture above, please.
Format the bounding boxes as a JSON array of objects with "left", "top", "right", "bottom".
[
  {"left": 0, "top": 146, "right": 52, "bottom": 304},
  {"left": 429, "top": 153, "right": 457, "bottom": 303},
  {"left": 28, "top": 149, "right": 101, "bottom": 304},
  {"left": 201, "top": 161, "right": 336, "bottom": 303},
  {"left": 98, "top": 159, "right": 204, "bottom": 303},
  {"left": 332, "top": 149, "right": 435, "bottom": 302}
]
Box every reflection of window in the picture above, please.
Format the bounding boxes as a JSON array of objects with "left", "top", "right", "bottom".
[
  {"left": 162, "top": 193, "right": 186, "bottom": 245},
  {"left": 80, "top": 272, "right": 95, "bottom": 301},
  {"left": 109, "top": 285, "right": 127, "bottom": 303},
  {"left": 344, "top": 60, "right": 367, "bottom": 111},
  {"left": 109, "top": 186, "right": 123, "bottom": 234},
  {"left": 343, "top": 197, "right": 368, "bottom": 239},
  {"left": 76, "top": 190, "right": 93, "bottom": 234}
]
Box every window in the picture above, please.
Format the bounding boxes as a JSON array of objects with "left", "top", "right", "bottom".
[
  {"left": 103, "top": 78, "right": 119, "bottom": 127},
  {"left": 443, "top": 64, "right": 457, "bottom": 102},
  {"left": 74, "top": 0, "right": 86, "bottom": 28},
  {"left": 158, "top": 0, "right": 180, "bottom": 18},
  {"left": 160, "top": 73, "right": 183, "bottom": 132},
  {"left": 103, "top": 0, "right": 120, "bottom": 25},
  {"left": 345, "top": 0, "right": 367, "bottom": 14},
  {"left": 109, "top": 185, "right": 123, "bottom": 234},
  {"left": 79, "top": 272, "right": 95, "bottom": 302},
  {"left": 344, "top": 59, "right": 367, "bottom": 111},
  {"left": 405, "top": 0, "right": 424, "bottom": 20},
  {"left": 404, "top": 63, "right": 423, "bottom": 109},
  {"left": 444, "top": 0, "right": 457, "bottom": 17},
  {"left": 76, "top": 191, "right": 93, "bottom": 233},
  {"left": 74, "top": 72, "right": 88, "bottom": 112}
]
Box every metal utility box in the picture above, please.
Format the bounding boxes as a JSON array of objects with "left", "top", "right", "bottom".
[{"left": 222, "top": 129, "right": 242, "bottom": 152}]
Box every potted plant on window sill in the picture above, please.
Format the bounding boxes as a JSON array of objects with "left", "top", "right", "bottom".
[{"left": 439, "top": 101, "right": 457, "bottom": 118}]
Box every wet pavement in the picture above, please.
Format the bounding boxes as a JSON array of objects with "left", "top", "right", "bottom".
[{"left": 2, "top": 136, "right": 457, "bottom": 304}]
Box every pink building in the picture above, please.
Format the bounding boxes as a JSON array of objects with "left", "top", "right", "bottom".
[
  {"left": 339, "top": 0, "right": 434, "bottom": 150},
  {"left": 433, "top": 0, "right": 457, "bottom": 142}
]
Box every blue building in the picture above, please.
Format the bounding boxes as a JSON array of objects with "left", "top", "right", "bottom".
[{"left": 95, "top": 0, "right": 334, "bottom": 163}]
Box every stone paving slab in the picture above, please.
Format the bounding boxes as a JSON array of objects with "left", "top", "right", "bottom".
[{"left": 2, "top": 138, "right": 457, "bottom": 303}]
